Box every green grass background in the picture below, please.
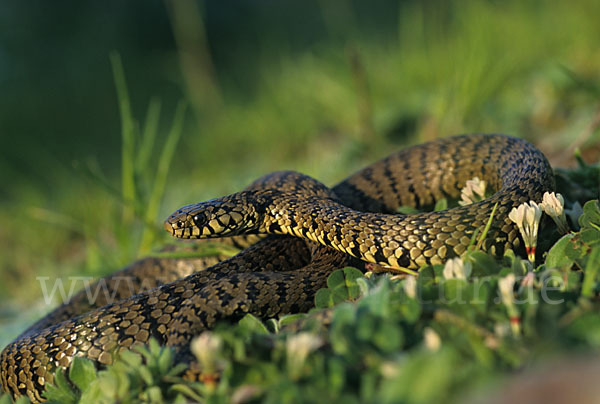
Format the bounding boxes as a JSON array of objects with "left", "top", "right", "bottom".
[{"left": 1, "top": 0, "right": 599, "bottom": 349}]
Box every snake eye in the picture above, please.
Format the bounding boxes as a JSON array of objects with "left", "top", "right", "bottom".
[
  {"left": 192, "top": 213, "right": 206, "bottom": 225},
  {"left": 176, "top": 220, "right": 184, "bottom": 229}
]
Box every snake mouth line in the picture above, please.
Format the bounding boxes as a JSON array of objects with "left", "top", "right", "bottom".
[
  {"left": 163, "top": 220, "right": 175, "bottom": 235},
  {"left": 164, "top": 221, "right": 198, "bottom": 238},
  {"left": 164, "top": 214, "right": 226, "bottom": 239},
  {"left": 163, "top": 217, "right": 198, "bottom": 238}
]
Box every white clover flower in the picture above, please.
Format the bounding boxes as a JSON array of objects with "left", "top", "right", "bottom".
[
  {"left": 540, "top": 192, "right": 570, "bottom": 235},
  {"left": 423, "top": 327, "right": 441, "bottom": 352},
  {"left": 403, "top": 275, "right": 417, "bottom": 298},
  {"left": 508, "top": 201, "right": 542, "bottom": 262},
  {"left": 442, "top": 257, "right": 472, "bottom": 280},
  {"left": 494, "top": 322, "right": 510, "bottom": 338},
  {"left": 380, "top": 361, "right": 400, "bottom": 378},
  {"left": 498, "top": 273, "right": 516, "bottom": 307},
  {"left": 286, "top": 332, "right": 323, "bottom": 379},
  {"left": 191, "top": 332, "right": 223, "bottom": 373},
  {"left": 540, "top": 192, "right": 564, "bottom": 218},
  {"left": 565, "top": 201, "right": 583, "bottom": 230},
  {"left": 459, "top": 177, "right": 487, "bottom": 206},
  {"left": 498, "top": 273, "right": 520, "bottom": 336}
]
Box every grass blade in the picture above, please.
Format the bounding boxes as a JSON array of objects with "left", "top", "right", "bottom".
[
  {"left": 137, "top": 98, "right": 162, "bottom": 174},
  {"left": 139, "top": 101, "right": 187, "bottom": 253},
  {"left": 110, "top": 52, "right": 138, "bottom": 223}
]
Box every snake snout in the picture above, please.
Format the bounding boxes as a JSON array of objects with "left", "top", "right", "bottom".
[
  {"left": 165, "top": 203, "right": 228, "bottom": 239},
  {"left": 164, "top": 205, "right": 200, "bottom": 238},
  {"left": 163, "top": 220, "right": 174, "bottom": 234}
]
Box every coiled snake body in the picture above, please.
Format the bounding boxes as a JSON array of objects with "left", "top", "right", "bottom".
[{"left": 1, "top": 134, "right": 554, "bottom": 401}]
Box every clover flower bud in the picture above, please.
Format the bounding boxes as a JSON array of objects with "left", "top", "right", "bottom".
[
  {"left": 423, "top": 327, "right": 441, "bottom": 352},
  {"left": 459, "top": 177, "right": 487, "bottom": 206},
  {"left": 498, "top": 273, "right": 520, "bottom": 335},
  {"left": 442, "top": 257, "right": 472, "bottom": 280},
  {"left": 191, "top": 332, "right": 223, "bottom": 375},
  {"left": 508, "top": 201, "right": 542, "bottom": 262},
  {"left": 286, "top": 332, "right": 322, "bottom": 379},
  {"left": 403, "top": 275, "right": 417, "bottom": 298},
  {"left": 540, "top": 192, "right": 570, "bottom": 235}
]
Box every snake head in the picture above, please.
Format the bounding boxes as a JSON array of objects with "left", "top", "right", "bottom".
[{"left": 164, "top": 193, "right": 263, "bottom": 239}]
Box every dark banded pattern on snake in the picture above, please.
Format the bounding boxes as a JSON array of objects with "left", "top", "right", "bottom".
[
  {"left": 167, "top": 134, "right": 554, "bottom": 269},
  {"left": 1, "top": 134, "right": 554, "bottom": 402}
]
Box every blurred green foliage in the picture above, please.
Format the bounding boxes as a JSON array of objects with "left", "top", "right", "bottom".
[{"left": 1, "top": 0, "right": 600, "bottom": 368}]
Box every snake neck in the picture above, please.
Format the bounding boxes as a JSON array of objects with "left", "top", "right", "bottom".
[
  {"left": 260, "top": 189, "right": 537, "bottom": 270},
  {"left": 165, "top": 134, "right": 556, "bottom": 269}
]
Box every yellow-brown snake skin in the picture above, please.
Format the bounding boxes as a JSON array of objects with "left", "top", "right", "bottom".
[{"left": 1, "top": 134, "right": 555, "bottom": 401}]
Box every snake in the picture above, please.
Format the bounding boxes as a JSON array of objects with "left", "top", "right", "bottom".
[{"left": 1, "top": 134, "right": 554, "bottom": 402}]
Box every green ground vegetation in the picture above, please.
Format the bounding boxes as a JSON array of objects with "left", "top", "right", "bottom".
[{"left": 1, "top": 0, "right": 600, "bottom": 402}]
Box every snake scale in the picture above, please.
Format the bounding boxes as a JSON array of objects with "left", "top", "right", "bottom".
[{"left": 1, "top": 134, "right": 554, "bottom": 401}]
